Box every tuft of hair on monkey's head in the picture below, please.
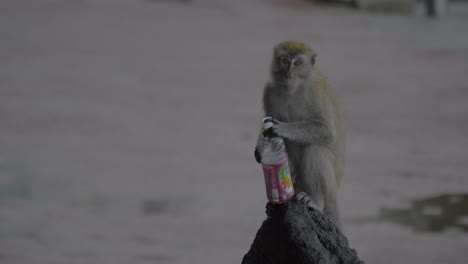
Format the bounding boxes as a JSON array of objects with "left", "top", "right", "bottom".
[
  {"left": 271, "top": 41, "right": 318, "bottom": 90},
  {"left": 274, "top": 41, "right": 317, "bottom": 65}
]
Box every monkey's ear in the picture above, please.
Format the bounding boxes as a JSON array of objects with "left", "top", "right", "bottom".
[
  {"left": 273, "top": 46, "right": 281, "bottom": 57},
  {"left": 311, "top": 53, "right": 317, "bottom": 65}
]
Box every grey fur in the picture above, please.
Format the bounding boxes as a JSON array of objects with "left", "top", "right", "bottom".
[{"left": 257, "top": 42, "right": 344, "bottom": 225}]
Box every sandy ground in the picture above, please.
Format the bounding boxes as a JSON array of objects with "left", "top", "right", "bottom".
[{"left": 1, "top": 0, "right": 468, "bottom": 263}]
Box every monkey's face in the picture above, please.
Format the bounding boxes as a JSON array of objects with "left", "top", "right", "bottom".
[{"left": 271, "top": 52, "right": 312, "bottom": 94}]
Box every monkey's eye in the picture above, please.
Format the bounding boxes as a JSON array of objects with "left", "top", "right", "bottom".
[
  {"left": 281, "top": 57, "right": 290, "bottom": 65},
  {"left": 294, "top": 59, "right": 303, "bottom": 66}
]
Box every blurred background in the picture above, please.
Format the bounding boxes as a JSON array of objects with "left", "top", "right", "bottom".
[{"left": 1, "top": 0, "right": 467, "bottom": 263}]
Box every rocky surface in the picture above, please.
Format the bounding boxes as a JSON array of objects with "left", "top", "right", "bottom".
[{"left": 242, "top": 196, "right": 364, "bottom": 264}]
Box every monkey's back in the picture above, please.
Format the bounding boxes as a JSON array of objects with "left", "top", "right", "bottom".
[{"left": 315, "top": 71, "right": 345, "bottom": 187}]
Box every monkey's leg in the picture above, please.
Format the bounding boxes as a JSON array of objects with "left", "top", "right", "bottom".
[
  {"left": 295, "top": 147, "right": 341, "bottom": 225},
  {"left": 272, "top": 120, "right": 334, "bottom": 145},
  {"left": 322, "top": 159, "right": 341, "bottom": 227},
  {"left": 293, "top": 146, "right": 326, "bottom": 212},
  {"left": 324, "top": 191, "right": 341, "bottom": 228}
]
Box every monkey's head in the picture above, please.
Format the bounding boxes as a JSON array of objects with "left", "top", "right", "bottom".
[{"left": 271, "top": 41, "right": 317, "bottom": 94}]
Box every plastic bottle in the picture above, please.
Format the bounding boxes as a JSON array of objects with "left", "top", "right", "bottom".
[{"left": 260, "top": 117, "right": 294, "bottom": 203}]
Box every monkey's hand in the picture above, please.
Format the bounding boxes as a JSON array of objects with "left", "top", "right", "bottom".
[
  {"left": 254, "top": 147, "right": 262, "bottom": 164},
  {"left": 271, "top": 119, "right": 287, "bottom": 138},
  {"left": 255, "top": 131, "right": 268, "bottom": 164},
  {"left": 262, "top": 127, "right": 278, "bottom": 138}
]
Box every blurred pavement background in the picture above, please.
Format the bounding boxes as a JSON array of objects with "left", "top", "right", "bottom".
[{"left": 1, "top": 0, "right": 468, "bottom": 263}]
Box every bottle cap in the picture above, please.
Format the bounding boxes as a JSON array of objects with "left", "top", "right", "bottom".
[{"left": 262, "top": 117, "right": 274, "bottom": 131}]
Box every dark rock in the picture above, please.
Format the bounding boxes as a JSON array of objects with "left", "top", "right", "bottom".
[{"left": 242, "top": 197, "right": 364, "bottom": 264}]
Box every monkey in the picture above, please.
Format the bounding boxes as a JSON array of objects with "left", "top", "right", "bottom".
[{"left": 255, "top": 41, "right": 345, "bottom": 225}]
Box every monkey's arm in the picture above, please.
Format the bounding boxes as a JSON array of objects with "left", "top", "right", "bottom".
[{"left": 272, "top": 119, "right": 334, "bottom": 145}]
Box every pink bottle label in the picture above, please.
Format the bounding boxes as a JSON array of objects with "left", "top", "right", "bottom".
[{"left": 262, "top": 156, "right": 294, "bottom": 203}]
